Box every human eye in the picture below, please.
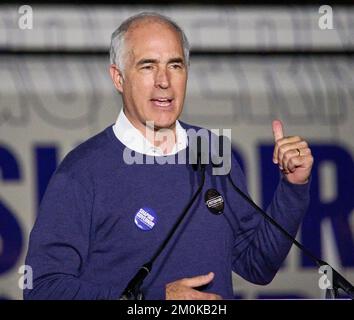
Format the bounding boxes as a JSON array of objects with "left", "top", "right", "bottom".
[
  {"left": 170, "top": 63, "right": 183, "bottom": 70},
  {"left": 141, "top": 64, "right": 153, "bottom": 70}
]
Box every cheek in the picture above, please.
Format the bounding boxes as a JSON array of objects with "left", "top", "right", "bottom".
[
  {"left": 175, "top": 79, "right": 187, "bottom": 101},
  {"left": 174, "top": 74, "right": 187, "bottom": 91},
  {"left": 133, "top": 75, "right": 154, "bottom": 90},
  {"left": 131, "top": 76, "right": 154, "bottom": 98}
]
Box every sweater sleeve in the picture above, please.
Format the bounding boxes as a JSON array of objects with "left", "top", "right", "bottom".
[
  {"left": 23, "top": 169, "right": 120, "bottom": 300},
  {"left": 231, "top": 156, "right": 310, "bottom": 285}
]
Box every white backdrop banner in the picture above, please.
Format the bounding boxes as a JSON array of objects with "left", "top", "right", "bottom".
[{"left": 1, "top": 5, "right": 354, "bottom": 50}]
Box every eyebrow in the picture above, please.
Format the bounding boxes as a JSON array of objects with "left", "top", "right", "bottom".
[
  {"left": 168, "top": 57, "right": 184, "bottom": 64},
  {"left": 136, "top": 57, "right": 185, "bottom": 66},
  {"left": 136, "top": 58, "right": 158, "bottom": 66}
]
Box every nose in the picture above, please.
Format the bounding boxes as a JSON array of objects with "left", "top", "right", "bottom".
[{"left": 154, "top": 67, "right": 170, "bottom": 89}]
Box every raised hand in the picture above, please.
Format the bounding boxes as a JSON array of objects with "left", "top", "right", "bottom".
[{"left": 272, "top": 120, "right": 314, "bottom": 184}]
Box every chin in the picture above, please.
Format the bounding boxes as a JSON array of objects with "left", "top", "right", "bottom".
[
  {"left": 153, "top": 120, "right": 176, "bottom": 130},
  {"left": 149, "top": 113, "right": 179, "bottom": 130}
]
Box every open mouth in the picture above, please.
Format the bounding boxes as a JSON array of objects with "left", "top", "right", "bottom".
[{"left": 151, "top": 97, "right": 173, "bottom": 108}]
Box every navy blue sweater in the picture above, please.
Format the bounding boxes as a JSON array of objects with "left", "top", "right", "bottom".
[{"left": 24, "top": 124, "right": 310, "bottom": 300}]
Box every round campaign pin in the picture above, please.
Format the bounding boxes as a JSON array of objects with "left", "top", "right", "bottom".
[
  {"left": 204, "top": 189, "right": 224, "bottom": 215},
  {"left": 134, "top": 207, "right": 158, "bottom": 231}
]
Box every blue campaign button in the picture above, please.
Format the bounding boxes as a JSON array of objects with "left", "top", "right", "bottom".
[{"left": 134, "top": 207, "right": 158, "bottom": 231}]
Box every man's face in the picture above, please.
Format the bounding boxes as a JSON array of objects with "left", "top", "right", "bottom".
[{"left": 111, "top": 20, "right": 188, "bottom": 132}]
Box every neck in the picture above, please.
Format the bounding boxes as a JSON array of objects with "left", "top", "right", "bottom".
[
  {"left": 123, "top": 110, "right": 177, "bottom": 154},
  {"left": 147, "top": 125, "right": 177, "bottom": 155}
]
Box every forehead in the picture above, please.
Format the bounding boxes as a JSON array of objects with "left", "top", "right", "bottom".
[{"left": 124, "top": 20, "right": 184, "bottom": 60}]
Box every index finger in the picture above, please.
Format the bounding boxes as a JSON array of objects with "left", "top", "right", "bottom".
[
  {"left": 272, "top": 119, "right": 284, "bottom": 142},
  {"left": 180, "top": 272, "right": 214, "bottom": 288}
]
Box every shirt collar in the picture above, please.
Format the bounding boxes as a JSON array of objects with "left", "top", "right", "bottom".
[{"left": 113, "top": 109, "right": 188, "bottom": 156}]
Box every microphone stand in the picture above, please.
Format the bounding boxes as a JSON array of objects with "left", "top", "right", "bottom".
[
  {"left": 227, "top": 174, "right": 354, "bottom": 299},
  {"left": 120, "top": 139, "right": 207, "bottom": 300}
]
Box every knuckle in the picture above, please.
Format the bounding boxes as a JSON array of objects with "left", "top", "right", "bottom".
[{"left": 284, "top": 150, "right": 292, "bottom": 161}]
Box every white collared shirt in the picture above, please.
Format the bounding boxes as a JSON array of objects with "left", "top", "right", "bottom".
[{"left": 112, "top": 109, "right": 188, "bottom": 156}]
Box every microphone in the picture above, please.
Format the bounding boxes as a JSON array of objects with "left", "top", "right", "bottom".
[
  {"left": 120, "top": 136, "right": 207, "bottom": 300},
  {"left": 214, "top": 135, "right": 354, "bottom": 299},
  {"left": 192, "top": 133, "right": 206, "bottom": 172}
]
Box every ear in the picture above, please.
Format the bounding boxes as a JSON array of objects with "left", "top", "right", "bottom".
[{"left": 110, "top": 64, "right": 124, "bottom": 93}]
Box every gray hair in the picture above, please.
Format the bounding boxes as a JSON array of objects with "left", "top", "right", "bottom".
[{"left": 109, "top": 12, "right": 190, "bottom": 73}]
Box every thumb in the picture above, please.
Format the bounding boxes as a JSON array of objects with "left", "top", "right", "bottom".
[
  {"left": 180, "top": 272, "right": 215, "bottom": 288},
  {"left": 272, "top": 119, "right": 284, "bottom": 142}
]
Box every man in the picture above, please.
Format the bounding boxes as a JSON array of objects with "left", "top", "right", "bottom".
[{"left": 24, "top": 12, "right": 313, "bottom": 300}]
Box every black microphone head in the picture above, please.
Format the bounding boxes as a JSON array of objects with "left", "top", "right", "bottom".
[
  {"left": 211, "top": 134, "right": 232, "bottom": 176},
  {"left": 211, "top": 135, "right": 225, "bottom": 169},
  {"left": 191, "top": 135, "right": 207, "bottom": 171},
  {"left": 192, "top": 136, "right": 201, "bottom": 171}
]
